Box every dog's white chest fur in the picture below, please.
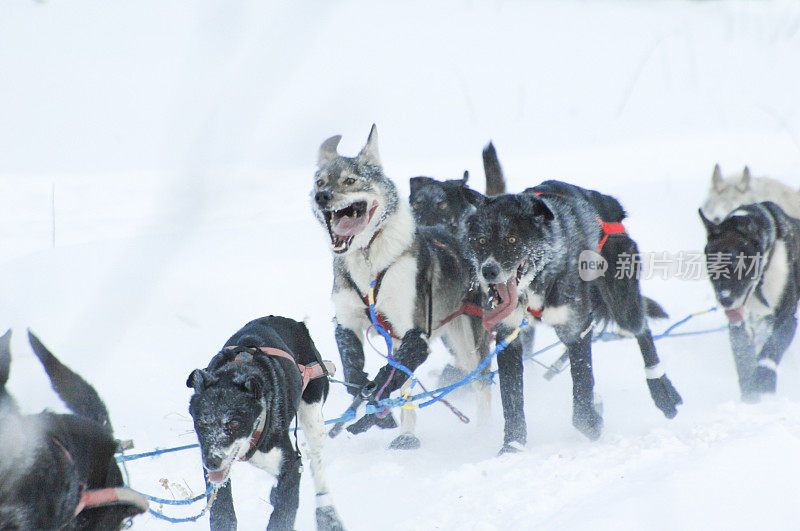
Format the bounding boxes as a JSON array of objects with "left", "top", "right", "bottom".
[
  {"left": 746, "top": 240, "right": 789, "bottom": 317},
  {"left": 248, "top": 447, "right": 284, "bottom": 477},
  {"left": 333, "top": 206, "right": 419, "bottom": 336}
]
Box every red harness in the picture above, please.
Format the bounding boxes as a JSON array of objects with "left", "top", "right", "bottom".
[
  {"left": 597, "top": 219, "right": 626, "bottom": 251},
  {"left": 527, "top": 307, "right": 543, "bottom": 319},
  {"left": 50, "top": 436, "right": 149, "bottom": 524}
]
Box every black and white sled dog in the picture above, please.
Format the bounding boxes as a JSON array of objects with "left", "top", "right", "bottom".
[
  {"left": 464, "top": 181, "right": 683, "bottom": 452},
  {"left": 0, "top": 330, "right": 148, "bottom": 529},
  {"left": 186, "top": 316, "right": 344, "bottom": 531},
  {"left": 700, "top": 202, "right": 800, "bottom": 401},
  {"left": 311, "top": 125, "right": 491, "bottom": 449},
  {"left": 701, "top": 164, "right": 800, "bottom": 223}
]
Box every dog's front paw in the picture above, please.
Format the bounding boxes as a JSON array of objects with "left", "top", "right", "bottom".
[
  {"left": 316, "top": 505, "right": 345, "bottom": 531},
  {"left": 388, "top": 433, "right": 421, "bottom": 450},
  {"left": 497, "top": 440, "right": 525, "bottom": 456},
  {"left": 750, "top": 365, "right": 777, "bottom": 394},
  {"left": 572, "top": 400, "right": 603, "bottom": 441},
  {"left": 646, "top": 374, "right": 683, "bottom": 419},
  {"left": 345, "top": 412, "right": 397, "bottom": 435}
]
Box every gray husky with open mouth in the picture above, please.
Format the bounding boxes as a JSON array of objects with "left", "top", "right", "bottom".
[{"left": 311, "top": 125, "right": 491, "bottom": 449}]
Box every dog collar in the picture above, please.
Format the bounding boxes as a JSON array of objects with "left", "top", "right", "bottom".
[{"left": 241, "top": 403, "right": 268, "bottom": 462}]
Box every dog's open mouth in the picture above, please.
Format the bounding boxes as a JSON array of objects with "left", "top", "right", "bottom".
[
  {"left": 206, "top": 463, "right": 233, "bottom": 485},
  {"left": 323, "top": 200, "right": 379, "bottom": 254},
  {"left": 482, "top": 264, "right": 525, "bottom": 331},
  {"left": 724, "top": 306, "right": 745, "bottom": 324}
]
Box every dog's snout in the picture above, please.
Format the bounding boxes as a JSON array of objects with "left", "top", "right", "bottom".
[
  {"left": 204, "top": 452, "right": 223, "bottom": 470},
  {"left": 481, "top": 263, "right": 500, "bottom": 283},
  {"left": 718, "top": 295, "right": 735, "bottom": 308},
  {"left": 315, "top": 190, "right": 333, "bottom": 207}
]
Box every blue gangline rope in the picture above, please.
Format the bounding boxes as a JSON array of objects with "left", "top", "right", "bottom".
[{"left": 118, "top": 305, "right": 726, "bottom": 523}]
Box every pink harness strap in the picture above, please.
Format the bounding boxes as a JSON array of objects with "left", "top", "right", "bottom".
[{"left": 227, "top": 346, "right": 327, "bottom": 392}]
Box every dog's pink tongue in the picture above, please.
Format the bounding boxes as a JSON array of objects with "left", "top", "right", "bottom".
[
  {"left": 724, "top": 306, "right": 745, "bottom": 324},
  {"left": 482, "top": 276, "right": 518, "bottom": 331},
  {"left": 207, "top": 467, "right": 229, "bottom": 485},
  {"left": 332, "top": 214, "right": 369, "bottom": 237},
  {"left": 332, "top": 203, "right": 378, "bottom": 237}
]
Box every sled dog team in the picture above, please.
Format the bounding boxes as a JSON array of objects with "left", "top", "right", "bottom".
[{"left": 2, "top": 126, "right": 798, "bottom": 530}]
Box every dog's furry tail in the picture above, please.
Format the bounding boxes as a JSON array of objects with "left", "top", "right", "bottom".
[
  {"left": 643, "top": 297, "right": 669, "bottom": 320},
  {"left": 482, "top": 142, "right": 506, "bottom": 196},
  {"left": 28, "top": 330, "right": 113, "bottom": 433}
]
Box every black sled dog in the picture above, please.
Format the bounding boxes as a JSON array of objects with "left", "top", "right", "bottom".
[
  {"left": 311, "top": 125, "right": 492, "bottom": 449},
  {"left": 186, "top": 316, "right": 344, "bottom": 531},
  {"left": 465, "top": 181, "right": 683, "bottom": 453},
  {"left": 408, "top": 142, "right": 537, "bottom": 366},
  {"left": 700, "top": 202, "right": 800, "bottom": 401},
  {"left": 0, "top": 330, "right": 148, "bottom": 529},
  {"left": 409, "top": 142, "right": 505, "bottom": 234}
]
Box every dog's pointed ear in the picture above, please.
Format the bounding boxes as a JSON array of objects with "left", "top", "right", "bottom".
[
  {"left": 186, "top": 369, "right": 217, "bottom": 392},
  {"left": 357, "top": 124, "right": 381, "bottom": 166},
  {"left": 523, "top": 195, "right": 554, "bottom": 221},
  {"left": 736, "top": 166, "right": 752, "bottom": 192},
  {"left": 409, "top": 177, "right": 425, "bottom": 200},
  {"left": 461, "top": 170, "right": 469, "bottom": 185},
  {"left": 698, "top": 208, "right": 719, "bottom": 234},
  {"left": 318, "top": 135, "right": 342, "bottom": 166},
  {"left": 712, "top": 164, "right": 724, "bottom": 191},
  {"left": 463, "top": 187, "right": 486, "bottom": 208}
]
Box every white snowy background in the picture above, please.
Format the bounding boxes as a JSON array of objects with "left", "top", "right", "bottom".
[{"left": 2, "top": 1, "right": 800, "bottom": 529}]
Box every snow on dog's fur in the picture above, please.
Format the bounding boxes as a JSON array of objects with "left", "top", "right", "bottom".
[
  {"left": 187, "top": 316, "right": 344, "bottom": 531},
  {"left": 701, "top": 164, "right": 800, "bottom": 223},
  {"left": 311, "top": 125, "right": 491, "bottom": 449},
  {"left": 464, "top": 181, "right": 682, "bottom": 453}
]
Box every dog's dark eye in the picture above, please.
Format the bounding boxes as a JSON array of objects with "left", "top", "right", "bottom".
[
  {"left": 315, "top": 179, "right": 324, "bottom": 187},
  {"left": 226, "top": 420, "right": 240, "bottom": 431},
  {"left": 478, "top": 237, "right": 487, "bottom": 245},
  {"left": 343, "top": 177, "right": 356, "bottom": 185},
  {"left": 508, "top": 236, "right": 516, "bottom": 244},
  {"left": 437, "top": 202, "right": 448, "bottom": 211}
]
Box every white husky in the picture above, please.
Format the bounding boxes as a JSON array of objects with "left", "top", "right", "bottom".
[{"left": 701, "top": 164, "right": 800, "bottom": 223}]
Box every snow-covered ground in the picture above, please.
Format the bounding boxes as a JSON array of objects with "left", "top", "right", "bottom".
[{"left": 2, "top": 1, "right": 800, "bottom": 529}]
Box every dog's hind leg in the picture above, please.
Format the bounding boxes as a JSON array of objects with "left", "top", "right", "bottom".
[
  {"left": 751, "top": 312, "right": 797, "bottom": 394},
  {"left": 297, "top": 399, "right": 345, "bottom": 531},
  {"left": 560, "top": 324, "right": 603, "bottom": 441},
  {"left": 206, "top": 478, "right": 236, "bottom": 531},
  {"left": 496, "top": 323, "right": 526, "bottom": 453},
  {"left": 635, "top": 328, "right": 683, "bottom": 418},
  {"left": 728, "top": 322, "right": 760, "bottom": 402}
]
